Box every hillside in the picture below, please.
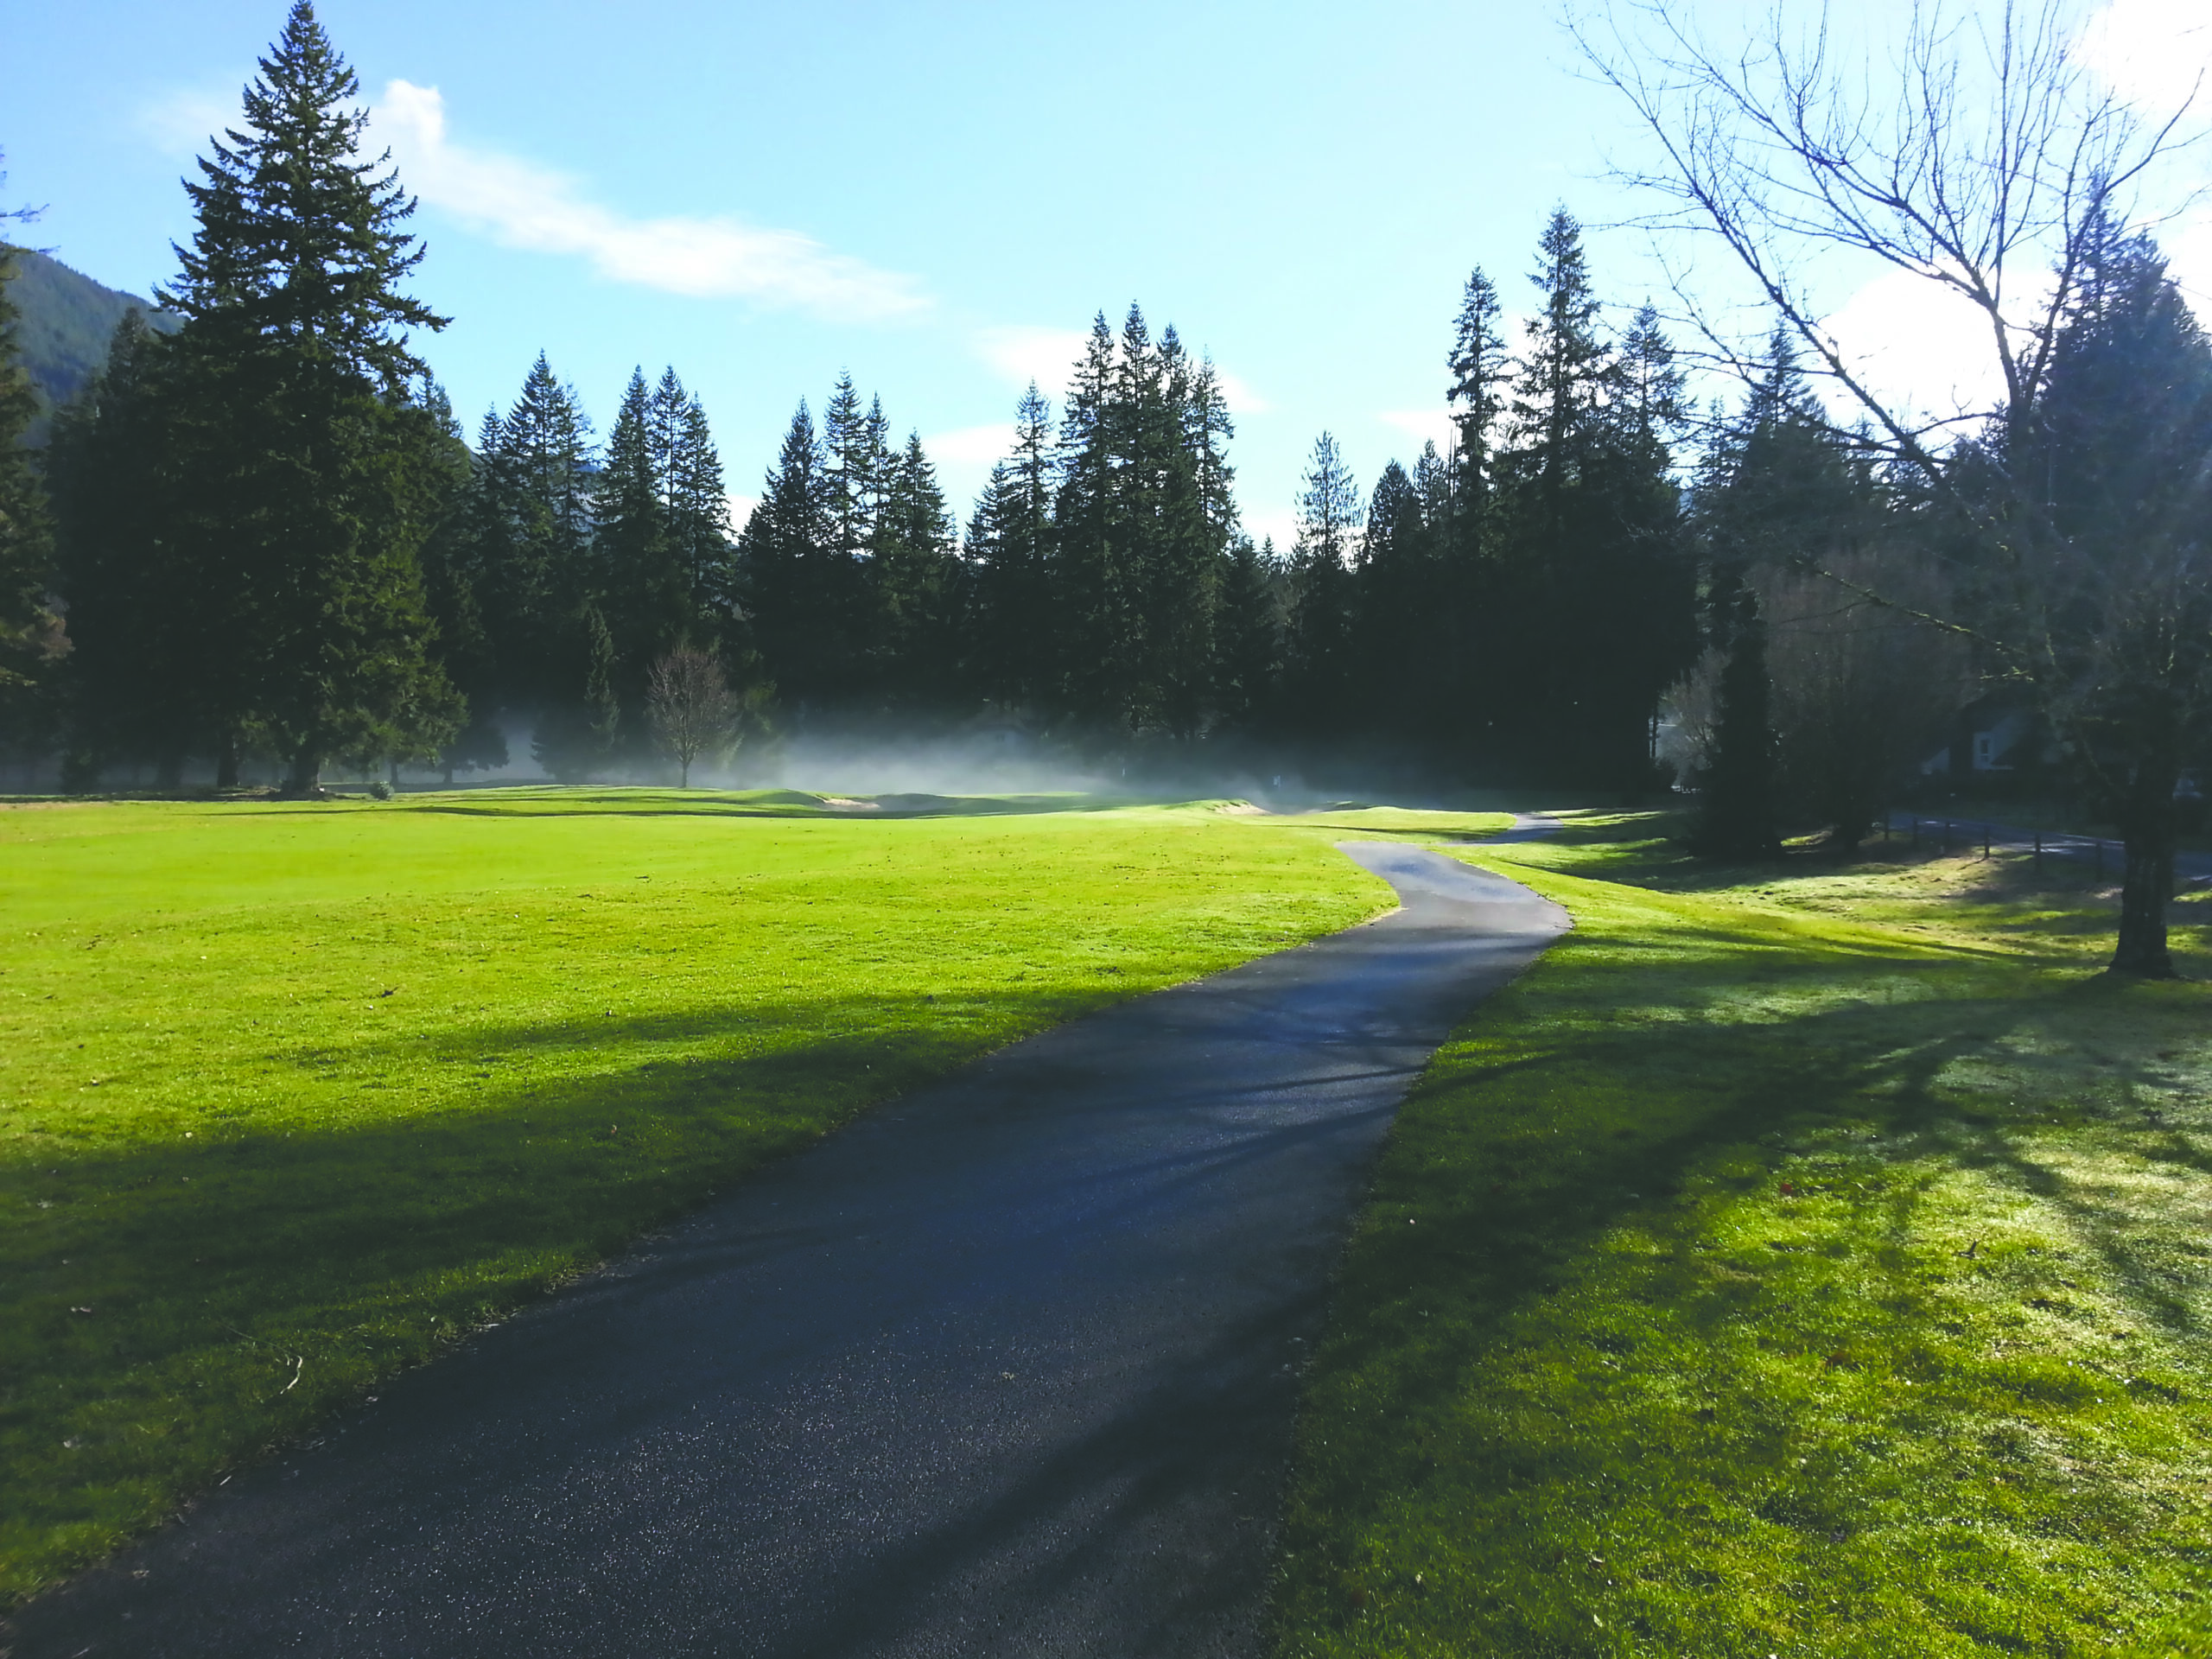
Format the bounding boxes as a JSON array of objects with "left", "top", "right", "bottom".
[{"left": 2, "top": 248, "right": 177, "bottom": 442}]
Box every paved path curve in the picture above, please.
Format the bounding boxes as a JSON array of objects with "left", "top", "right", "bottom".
[{"left": 10, "top": 844, "right": 1567, "bottom": 1659}]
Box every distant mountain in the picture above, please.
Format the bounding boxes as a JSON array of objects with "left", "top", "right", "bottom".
[{"left": 3, "top": 248, "right": 180, "bottom": 442}]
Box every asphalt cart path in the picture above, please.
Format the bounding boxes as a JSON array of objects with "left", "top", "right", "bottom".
[{"left": 12, "top": 843, "right": 1568, "bottom": 1659}]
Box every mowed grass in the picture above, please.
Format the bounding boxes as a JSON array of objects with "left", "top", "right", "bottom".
[
  {"left": 1275, "top": 818, "right": 2212, "bottom": 1656},
  {"left": 0, "top": 788, "right": 1389, "bottom": 1605}
]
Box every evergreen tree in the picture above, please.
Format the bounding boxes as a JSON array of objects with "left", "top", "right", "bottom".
[
  {"left": 1214, "top": 535, "right": 1283, "bottom": 731},
  {"left": 2014, "top": 213, "right": 2212, "bottom": 972},
  {"left": 1491, "top": 207, "right": 1695, "bottom": 785},
  {"left": 1351, "top": 459, "right": 1430, "bottom": 726},
  {"left": 1444, "top": 266, "right": 1507, "bottom": 552},
  {"left": 872, "top": 431, "right": 959, "bottom": 702},
  {"left": 412, "top": 385, "right": 505, "bottom": 779},
  {"left": 157, "top": 0, "right": 460, "bottom": 789},
  {"left": 0, "top": 234, "right": 60, "bottom": 702},
  {"left": 531, "top": 601, "right": 620, "bottom": 781},
  {"left": 823, "top": 372, "right": 874, "bottom": 570},
  {"left": 47, "top": 315, "right": 183, "bottom": 781},
  {"left": 1052, "top": 313, "right": 1127, "bottom": 723},
  {"left": 1692, "top": 580, "right": 1781, "bottom": 858},
  {"left": 738, "top": 400, "right": 857, "bottom": 709},
  {"left": 967, "top": 383, "right": 1055, "bottom": 709},
  {"left": 663, "top": 380, "right": 733, "bottom": 625},
  {"left": 496, "top": 353, "right": 596, "bottom": 677},
  {"left": 594, "top": 366, "right": 690, "bottom": 728},
  {"left": 1282, "top": 432, "right": 1362, "bottom": 733}
]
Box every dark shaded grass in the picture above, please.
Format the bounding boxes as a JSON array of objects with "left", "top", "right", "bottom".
[
  {"left": 0, "top": 795, "right": 1384, "bottom": 1604},
  {"left": 1274, "top": 860, "right": 2212, "bottom": 1657}
]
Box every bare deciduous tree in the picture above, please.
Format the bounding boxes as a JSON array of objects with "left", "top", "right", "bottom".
[
  {"left": 1579, "top": 0, "right": 2211, "bottom": 973},
  {"left": 645, "top": 644, "right": 741, "bottom": 788}
]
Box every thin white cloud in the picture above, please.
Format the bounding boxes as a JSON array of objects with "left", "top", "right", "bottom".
[
  {"left": 1378, "top": 409, "right": 1457, "bottom": 455},
  {"left": 368, "top": 79, "right": 925, "bottom": 321},
  {"left": 2079, "top": 0, "right": 2210, "bottom": 115},
  {"left": 925, "top": 423, "right": 1017, "bottom": 466},
  {"left": 975, "top": 326, "right": 1090, "bottom": 397},
  {"left": 137, "top": 86, "right": 238, "bottom": 160},
  {"left": 1243, "top": 508, "right": 1301, "bottom": 555},
  {"left": 1212, "top": 369, "right": 1268, "bottom": 416},
  {"left": 1818, "top": 265, "right": 2016, "bottom": 424}
]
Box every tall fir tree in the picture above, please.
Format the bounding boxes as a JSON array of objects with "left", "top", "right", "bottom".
[
  {"left": 156, "top": 0, "right": 459, "bottom": 788},
  {"left": 967, "top": 383, "right": 1056, "bottom": 710},
  {"left": 872, "top": 431, "right": 960, "bottom": 704},
  {"left": 0, "top": 228, "right": 59, "bottom": 702},
  {"left": 1691, "top": 579, "right": 1781, "bottom": 859},
  {"left": 1052, "top": 314, "right": 1127, "bottom": 723},
  {"left": 1282, "top": 431, "right": 1362, "bottom": 734},
  {"left": 594, "top": 366, "right": 691, "bottom": 732},
  {"left": 738, "top": 400, "right": 861, "bottom": 709},
  {"left": 47, "top": 316, "right": 180, "bottom": 782},
  {"left": 2015, "top": 213, "right": 2212, "bottom": 972},
  {"left": 1491, "top": 207, "right": 1695, "bottom": 785},
  {"left": 1213, "top": 536, "right": 1283, "bottom": 733},
  {"left": 1444, "top": 266, "right": 1507, "bottom": 555}
]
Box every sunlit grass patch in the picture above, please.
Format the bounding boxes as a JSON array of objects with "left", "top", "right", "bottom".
[
  {"left": 0, "top": 790, "right": 1387, "bottom": 1605},
  {"left": 1266, "top": 806, "right": 1519, "bottom": 840},
  {"left": 1275, "top": 850, "right": 2212, "bottom": 1656}
]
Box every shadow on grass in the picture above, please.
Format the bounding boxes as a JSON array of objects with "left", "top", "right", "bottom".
[
  {"left": 1, "top": 979, "right": 1149, "bottom": 1604},
  {"left": 1281, "top": 900, "right": 2211, "bottom": 1652}
]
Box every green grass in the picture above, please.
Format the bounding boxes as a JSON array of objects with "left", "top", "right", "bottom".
[
  {"left": 1274, "top": 817, "right": 2212, "bottom": 1656},
  {"left": 0, "top": 788, "right": 1390, "bottom": 1606}
]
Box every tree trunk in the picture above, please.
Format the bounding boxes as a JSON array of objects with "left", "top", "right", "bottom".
[
  {"left": 215, "top": 731, "right": 240, "bottom": 791},
  {"left": 2111, "top": 753, "right": 2179, "bottom": 978},
  {"left": 285, "top": 742, "right": 321, "bottom": 798},
  {"left": 388, "top": 758, "right": 401, "bottom": 789}
]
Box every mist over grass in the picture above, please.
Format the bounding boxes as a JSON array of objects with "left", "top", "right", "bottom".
[{"left": 723, "top": 728, "right": 1122, "bottom": 799}]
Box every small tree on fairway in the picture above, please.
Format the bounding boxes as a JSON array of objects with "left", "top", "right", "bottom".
[{"left": 646, "top": 643, "right": 739, "bottom": 787}]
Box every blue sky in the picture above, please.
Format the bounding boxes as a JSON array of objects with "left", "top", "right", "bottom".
[{"left": 5, "top": 0, "right": 2206, "bottom": 550}]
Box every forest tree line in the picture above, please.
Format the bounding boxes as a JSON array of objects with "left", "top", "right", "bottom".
[{"left": 2, "top": 2, "right": 2209, "bottom": 914}]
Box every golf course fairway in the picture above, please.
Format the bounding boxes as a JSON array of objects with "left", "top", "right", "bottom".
[{"left": 1, "top": 788, "right": 1456, "bottom": 1605}]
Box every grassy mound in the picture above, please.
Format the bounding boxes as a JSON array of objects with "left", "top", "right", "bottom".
[
  {"left": 1275, "top": 817, "right": 2212, "bottom": 1656},
  {"left": 1, "top": 790, "right": 1387, "bottom": 1605}
]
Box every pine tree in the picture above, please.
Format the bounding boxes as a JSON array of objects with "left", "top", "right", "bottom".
[
  {"left": 47, "top": 314, "right": 182, "bottom": 781},
  {"left": 661, "top": 378, "right": 732, "bottom": 625},
  {"left": 1052, "top": 314, "right": 1126, "bottom": 723},
  {"left": 156, "top": 1, "right": 460, "bottom": 790},
  {"left": 1444, "top": 266, "right": 1507, "bottom": 550},
  {"left": 823, "top": 372, "right": 873, "bottom": 569},
  {"left": 531, "top": 601, "right": 620, "bottom": 781},
  {"left": 412, "top": 385, "right": 505, "bottom": 780},
  {"left": 1213, "top": 535, "right": 1282, "bottom": 732},
  {"left": 1282, "top": 432, "right": 1362, "bottom": 734},
  {"left": 1692, "top": 579, "right": 1781, "bottom": 859},
  {"left": 0, "top": 234, "right": 59, "bottom": 698},
  {"left": 1351, "top": 460, "right": 1430, "bottom": 726},
  {"left": 967, "top": 383, "right": 1055, "bottom": 710},
  {"left": 1491, "top": 208, "right": 1695, "bottom": 786},
  {"left": 594, "top": 366, "right": 690, "bottom": 728},
  {"left": 2018, "top": 213, "right": 2212, "bottom": 973},
  {"left": 873, "top": 431, "right": 959, "bottom": 702},
  {"left": 499, "top": 353, "right": 596, "bottom": 655},
  {"left": 738, "top": 400, "right": 860, "bottom": 709}
]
